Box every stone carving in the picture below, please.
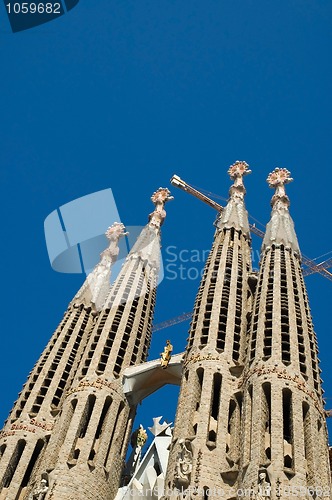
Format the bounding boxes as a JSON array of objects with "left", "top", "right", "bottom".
[
  {"left": 252, "top": 469, "right": 271, "bottom": 500},
  {"left": 194, "top": 449, "right": 202, "bottom": 490},
  {"left": 149, "top": 188, "right": 173, "bottom": 228},
  {"left": 267, "top": 167, "right": 293, "bottom": 189},
  {"left": 228, "top": 160, "right": 252, "bottom": 184},
  {"left": 160, "top": 340, "right": 173, "bottom": 368},
  {"left": 29, "top": 477, "right": 49, "bottom": 500},
  {"left": 174, "top": 439, "right": 193, "bottom": 490},
  {"left": 266, "top": 167, "right": 293, "bottom": 211}
]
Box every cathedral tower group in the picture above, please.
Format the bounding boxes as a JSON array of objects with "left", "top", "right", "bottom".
[{"left": 0, "top": 164, "right": 330, "bottom": 500}]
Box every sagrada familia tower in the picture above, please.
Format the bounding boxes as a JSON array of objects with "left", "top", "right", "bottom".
[{"left": 0, "top": 163, "right": 331, "bottom": 499}]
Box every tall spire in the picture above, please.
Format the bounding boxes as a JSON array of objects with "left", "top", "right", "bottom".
[
  {"left": 262, "top": 167, "right": 300, "bottom": 255},
  {"left": 73, "top": 222, "right": 128, "bottom": 311},
  {"left": 129, "top": 188, "right": 173, "bottom": 269},
  {"left": 239, "top": 167, "right": 330, "bottom": 493},
  {"left": 35, "top": 188, "right": 172, "bottom": 500},
  {"left": 217, "top": 160, "right": 251, "bottom": 236},
  {"left": 164, "top": 164, "right": 253, "bottom": 498}
]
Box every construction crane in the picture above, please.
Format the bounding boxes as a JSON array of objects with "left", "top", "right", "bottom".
[
  {"left": 152, "top": 312, "right": 193, "bottom": 332},
  {"left": 151, "top": 174, "right": 332, "bottom": 333},
  {"left": 170, "top": 174, "right": 332, "bottom": 281}
]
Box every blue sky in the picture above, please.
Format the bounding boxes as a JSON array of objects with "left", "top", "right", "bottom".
[{"left": 0, "top": 0, "right": 332, "bottom": 448}]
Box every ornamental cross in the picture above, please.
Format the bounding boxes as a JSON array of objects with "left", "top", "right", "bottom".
[
  {"left": 103, "top": 222, "right": 128, "bottom": 260},
  {"left": 149, "top": 187, "right": 173, "bottom": 228},
  {"left": 267, "top": 167, "right": 293, "bottom": 206},
  {"left": 228, "top": 160, "right": 251, "bottom": 190}
]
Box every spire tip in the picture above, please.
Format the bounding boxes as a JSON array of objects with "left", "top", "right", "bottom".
[
  {"left": 228, "top": 160, "right": 251, "bottom": 180},
  {"left": 105, "top": 222, "right": 128, "bottom": 240},
  {"left": 267, "top": 167, "right": 293, "bottom": 188},
  {"left": 149, "top": 187, "right": 173, "bottom": 229}
]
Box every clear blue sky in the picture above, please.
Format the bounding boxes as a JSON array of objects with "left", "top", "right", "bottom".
[{"left": 1, "top": 0, "right": 332, "bottom": 447}]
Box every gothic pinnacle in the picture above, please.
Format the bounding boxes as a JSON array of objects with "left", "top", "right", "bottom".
[
  {"left": 148, "top": 187, "right": 173, "bottom": 229},
  {"left": 216, "top": 161, "right": 251, "bottom": 235},
  {"left": 228, "top": 160, "right": 251, "bottom": 196},
  {"left": 262, "top": 167, "right": 300, "bottom": 256},
  {"left": 267, "top": 167, "right": 293, "bottom": 210},
  {"left": 103, "top": 222, "right": 129, "bottom": 260},
  {"left": 73, "top": 221, "right": 128, "bottom": 310}
]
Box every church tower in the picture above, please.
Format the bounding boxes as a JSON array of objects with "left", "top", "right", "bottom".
[
  {"left": 0, "top": 221, "right": 127, "bottom": 500},
  {"left": 239, "top": 168, "right": 331, "bottom": 497},
  {"left": 163, "top": 162, "right": 254, "bottom": 498},
  {"left": 34, "top": 188, "right": 172, "bottom": 500}
]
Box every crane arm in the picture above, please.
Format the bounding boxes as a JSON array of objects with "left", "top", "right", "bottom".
[
  {"left": 152, "top": 311, "right": 192, "bottom": 332},
  {"left": 170, "top": 175, "right": 223, "bottom": 212},
  {"left": 170, "top": 174, "right": 332, "bottom": 281}
]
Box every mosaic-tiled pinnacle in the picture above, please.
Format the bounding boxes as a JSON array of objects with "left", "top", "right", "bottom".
[
  {"left": 216, "top": 160, "right": 251, "bottom": 236},
  {"left": 73, "top": 222, "right": 128, "bottom": 311},
  {"left": 262, "top": 167, "right": 300, "bottom": 256}
]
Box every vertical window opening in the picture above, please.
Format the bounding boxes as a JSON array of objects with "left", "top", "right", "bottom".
[
  {"left": 250, "top": 254, "right": 267, "bottom": 363},
  {"left": 280, "top": 248, "right": 291, "bottom": 365},
  {"left": 283, "top": 389, "right": 293, "bottom": 469},
  {"left": 2, "top": 439, "right": 26, "bottom": 488},
  {"left": 20, "top": 439, "right": 45, "bottom": 488},
  {"left": 233, "top": 252, "right": 243, "bottom": 361},
  {"left": 217, "top": 246, "right": 233, "bottom": 350},
  {"left": 262, "top": 383, "right": 271, "bottom": 461},
  {"left": 208, "top": 373, "right": 222, "bottom": 445},
  {"left": 104, "top": 402, "right": 125, "bottom": 468}
]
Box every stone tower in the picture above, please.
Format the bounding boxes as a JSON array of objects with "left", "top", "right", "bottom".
[
  {"left": 32, "top": 188, "right": 172, "bottom": 500},
  {"left": 0, "top": 186, "right": 172, "bottom": 500},
  {"left": 239, "top": 168, "right": 331, "bottom": 498},
  {"left": 164, "top": 165, "right": 331, "bottom": 499},
  {"left": 0, "top": 221, "right": 127, "bottom": 500},
  {"left": 163, "top": 161, "right": 254, "bottom": 498}
]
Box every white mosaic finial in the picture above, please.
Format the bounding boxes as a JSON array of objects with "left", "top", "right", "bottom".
[
  {"left": 216, "top": 161, "right": 251, "bottom": 236},
  {"left": 228, "top": 160, "right": 252, "bottom": 190},
  {"left": 262, "top": 167, "right": 300, "bottom": 255},
  {"left": 267, "top": 167, "right": 293, "bottom": 209},
  {"left": 149, "top": 187, "right": 173, "bottom": 229}
]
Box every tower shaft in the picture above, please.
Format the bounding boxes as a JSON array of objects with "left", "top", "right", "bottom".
[
  {"left": 239, "top": 168, "right": 331, "bottom": 498},
  {"left": 37, "top": 189, "right": 172, "bottom": 500},
  {"left": 164, "top": 162, "right": 253, "bottom": 498}
]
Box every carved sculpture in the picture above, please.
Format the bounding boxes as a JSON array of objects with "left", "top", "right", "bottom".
[
  {"left": 28, "top": 477, "right": 49, "bottom": 500},
  {"left": 160, "top": 340, "right": 173, "bottom": 368},
  {"left": 174, "top": 439, "right": 193, "bottom": 490},
  {"left": 149, "top": 188, "right": 173, "bottom": 228},
  {"left": 254, "top": 469, "right": 271, "bottom": 500}
]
